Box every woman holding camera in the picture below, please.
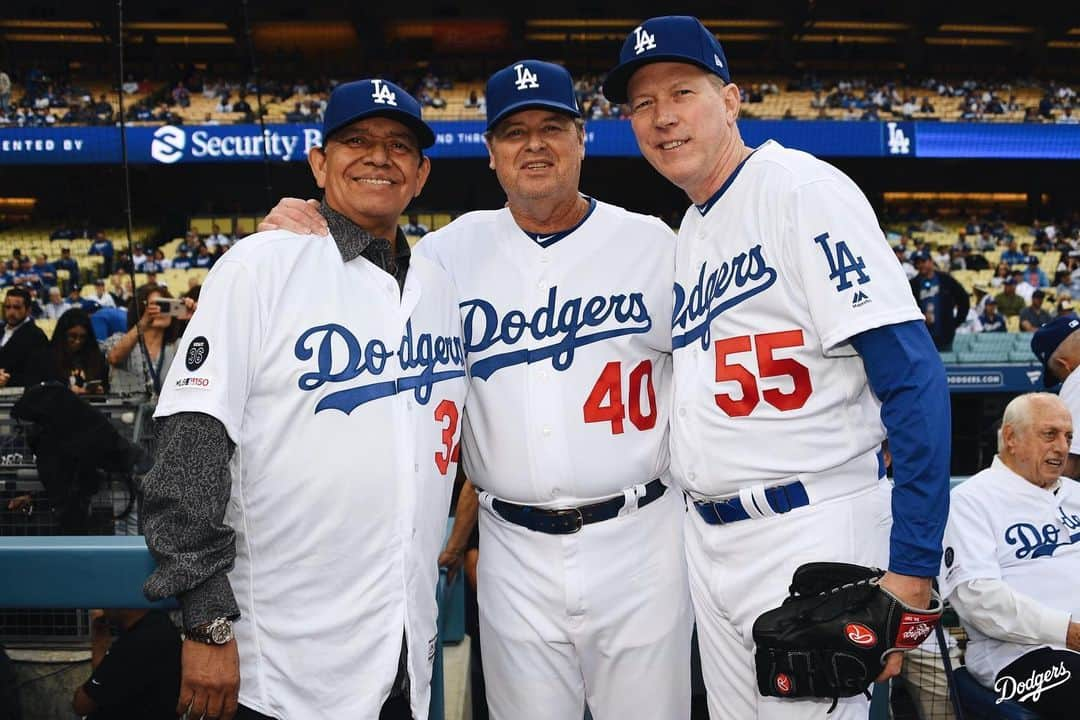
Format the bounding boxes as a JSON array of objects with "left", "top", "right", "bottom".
[{"left": 105, "top": 285, "right": 195, "bottom": 395}]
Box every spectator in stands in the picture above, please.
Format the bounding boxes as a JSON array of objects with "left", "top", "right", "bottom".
[
  {"left": 31, "top": 254, "right": 56, "bottom": 288},
  {"left": 93, "top": 94, "right": 113, "bottom": 124},
  {"left": 41, "top": 286, "right": 70, "bottom": 320},
  {"left": 0, "top": 288, "right": 48, "bottom": 388},
  {"left": 172, "top": 248, "right": 194, "bottom": 270},
  {"left": 193, "top": 244, "right": 214, "bottom": 269},
  {"left": 205, "top": 224, "right": 230, "bottom": 249},
  {"left": 910, "top": 251, "right": 970, "bottom": 350},
  {"left": 89, "top": 231, "right": 115, "bottom": 275},
  {"left": 285, "top": 102, "right": 306, "bottom": 122},
  {"left": 1058, "top": 107, "right": 1078, "bottom": 125},
  {"left": 403, "top": 214, "right": 429, "bottom": 237},
  {"left": 71, "top": 608, "right": 181, "bottom": 719},
  {"left": 979, "top": 298, "right": 1007, "bottom": 332},
  {"left": 233, "top": 94, "right": 253, "bottom": 119},
  {"left": 0, "top": 70, "right": 9, "bottom": 114},
  {"left": 465, "top": 89, "right": 481, "bottom": 108},
  {"left": 131, "top": 245, "right": 148, "bottom": 271},
  {"left": 121, "top": 73, "right": 139, "bottom": 95},
  {"left": 13, "top": 257, "right": 43, "bottom": 294},
  {"left": 1020, "top": 289, "right": 1053, "bottom": 331},
  {"left": 894, "top": 245, "right": 916, "bottom": 279},
  {"left": 989, "top": 262, "right": 1010, "bottom": 289},
  {"left": 54, "top": 247, "right": 80, "bottom": 287},
  {"left": 1022, "top": 256, "right": 1050, "bottom": 288},
  {"left": 85, "top": 278, "right": 116, "bottom": 308},
  {"left": 171, "top": 81, "right": 191, "bottom": 108},
  {"left": 105, "top": 285, "right": 193, "bottom": 396},
  {"left": 995, "top": 277, "right": 1027, "bottom": 317},
  {"left": 108, "top": 272, "right": 131, "bottom": 306},
  {"left": 1012, "top": 269, "right": 1037, "bottom": 302},
  {"left": 48, "top": 308, "right": 108, "bottom": 394},
  {"left": 140, "top": 250, "right": 165, "bottom": 274},
  {"left": 939, "top": 393, "right": 1080, "bottom": 717},
  {"left": 1002, "top": 239, "right": 1027, "bottom": 265}
]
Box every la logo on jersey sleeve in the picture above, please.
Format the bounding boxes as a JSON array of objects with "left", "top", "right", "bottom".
[{"left": 813, "top": 232, "right": 872, "bottom": 308}]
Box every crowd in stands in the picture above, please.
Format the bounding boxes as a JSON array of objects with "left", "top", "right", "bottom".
[
  {"left": 894, "top": 209, "right": 1080, "bottom": 351},
  {"left": 2, "top": 64, "right": 1075, "bottom": 126}
]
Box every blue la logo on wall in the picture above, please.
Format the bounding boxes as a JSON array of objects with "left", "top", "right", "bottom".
[
  {"left": 672, "top": 244, "right": 777, "bottom": 350},
  {"left": 294, "top": 320, "right": 465, "bottom": 414},
  {"left": 460, "top": 285, "right": 651, "bottom": 380}
]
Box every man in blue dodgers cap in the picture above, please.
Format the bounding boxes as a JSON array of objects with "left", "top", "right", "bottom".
[
  {"left": 1033, "top": 313, "right": 1080, "bottom": 477},
  {"left": 606, "top": 16, "right": 950, "bottom": 720},
  {"left": 141, "top": 79, "right": 467, "bottom": 720},
  {"left": 260, "top": 60, "right": 693, "bottom": 720}
]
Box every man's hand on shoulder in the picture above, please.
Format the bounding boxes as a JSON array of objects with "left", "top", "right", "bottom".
[
  {"left": 178, "top": 638, "right": 240, "bottom": 720},
  {"left": 258, "top": 198, "right": 328, "bottom": 236},
  {"left": 874, "top": 572, "right": 934, "bottom": 682}
]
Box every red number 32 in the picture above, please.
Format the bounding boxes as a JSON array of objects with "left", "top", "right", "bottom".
[{"left": 714, "top": 330, "right": 812, "bottom": 417}]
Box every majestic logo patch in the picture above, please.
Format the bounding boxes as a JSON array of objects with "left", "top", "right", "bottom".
[
  {"left": 852, "top": 290, "right": 871, "bottom": 308},
  {"left": 845, "top": 623, "right": 877, "bottom": 648},
  {"left": 944, "top": 546, "right": 954, "bottom": 568},
  {"left": 186, "top": 336, "right": 209, "bottom": 371},
  {"left": 671, "top": 246, "right": 778, "bottom": 350},
  {"left": 513, "top": 63, "right": 540, "bottom": 90}
]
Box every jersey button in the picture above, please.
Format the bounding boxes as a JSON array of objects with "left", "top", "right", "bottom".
[
  {"left": 678, "top": 408, "right": 687, "bottom": 417},
  {"left": 551, "top": 487, "right": 561, "bottom": 497},
  {"left": 414, "top": 463, "right": 420, "bottom": 472},
  {"left": 688, "top": 472, "right": 697, "bottom": 481},
  {"left": 542, "top": 426, "right": 552, "bottom": 436}
]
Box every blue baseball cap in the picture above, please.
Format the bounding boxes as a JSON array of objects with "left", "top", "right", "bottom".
[
  {"left": 1032, "top": 313, "right": 1080, "bottom": 387},
  {"left": 485, "top": 60, "right": 581, "bottom": 131},
  {"left": 322, "top": 79, "right": 435, "bottom": 149},
  {"left": 602, "top": 16, "right": 731, "bottom": 104}
]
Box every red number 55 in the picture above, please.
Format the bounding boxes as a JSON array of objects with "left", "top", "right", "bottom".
[{"left": 714, "top": 330, "right": 812, "bottom": 417}]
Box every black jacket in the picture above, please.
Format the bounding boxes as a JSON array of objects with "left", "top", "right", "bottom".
[
  {"left": 910, "top": 271, "right": 970, "bottom": 350},
  {"left": 0, "top": 321, "right": 48, "bottom": 387}
]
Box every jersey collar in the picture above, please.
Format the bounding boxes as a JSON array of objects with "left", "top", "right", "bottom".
[
  {"left": 521, "top": 196, "right": 598, "bottom": 248},
  {"left": 694, "top": 147, "right": 759, "bottom": 217}
]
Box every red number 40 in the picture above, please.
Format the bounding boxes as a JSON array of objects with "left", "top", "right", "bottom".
[
  {"left": 583, "top": 360, "right": 657, "bottom": 434},
  {"left": 714, "top": 330, "right": 812, "bottom": 417}
]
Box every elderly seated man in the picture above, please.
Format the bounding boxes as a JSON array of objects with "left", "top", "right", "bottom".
[{"left": 940, "top": 392, "right": 1080, "bottom": 718}]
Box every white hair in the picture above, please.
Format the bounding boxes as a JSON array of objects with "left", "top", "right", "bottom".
[{"left": 997, "top": 392, "right": 1064, "bottom": 452}]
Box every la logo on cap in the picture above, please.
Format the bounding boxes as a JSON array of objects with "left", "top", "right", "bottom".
[
  {"left": 513, "top": 63, "right": 539, "bottom": 90},
  {"left": 714, "top": 53, "right": 724, "bottom": 67},
  {"left": 633, "top": 25, "right": 657, "bottom": 55},
  {"left": 371, "top": 79, "right": 397, "bottom": 106}
]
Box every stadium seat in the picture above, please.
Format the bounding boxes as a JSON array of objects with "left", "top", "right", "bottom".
[
  {"left": 1008, "top": 350, "right": 1036, "bottom": 362},
  {"left": 958, "top": 350, "right": 1009, "bottom": 364},
  {"left": 939, "top": 351, "right": 958, "bottom": 364},
  {"left": 951, "top": 335, "right": 975, "bottom": 351},
  {"left": 1005, "top": 315, "right": 1020, "bottom": 332}
]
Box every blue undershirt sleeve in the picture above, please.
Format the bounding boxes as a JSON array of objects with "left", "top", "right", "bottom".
[{"left": 850, "top": 319, "right": 950, "bottom": 576}]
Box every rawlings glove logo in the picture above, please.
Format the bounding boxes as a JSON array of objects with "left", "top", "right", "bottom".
[{"left": 845, "top": 623, "right": 877, "bottom": 648}]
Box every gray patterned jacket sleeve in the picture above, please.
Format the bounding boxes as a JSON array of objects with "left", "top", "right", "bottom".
[{"left": 142, "top": 411, "right": 240, "bottom": 630}]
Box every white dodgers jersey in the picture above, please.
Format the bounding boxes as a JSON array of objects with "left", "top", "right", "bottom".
[
  {"left": 155, "top": 232, "right": 468, "bottom": 719},
  {"left": 940, "top": 458, "right": 1080, "bottom": 685},
  {"left": 670, "top": 141, "right": 922, "bottom": 497},
  {"left": 415, "top": 199, "right": 674, "bottom": 505}
]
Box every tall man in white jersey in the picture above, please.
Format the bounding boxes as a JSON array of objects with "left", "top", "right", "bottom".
[
  {"left": 260, "top": 60, "right": 693, "bottom": 720},
  {"left": 141, "top": 80, "right": 468, "bottom": 720},
  {"left": 604, "top": 16, "right": 951, "bottom": 719}
]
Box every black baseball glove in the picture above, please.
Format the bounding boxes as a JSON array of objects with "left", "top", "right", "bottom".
[{"left": 752, "top": 562, "right": 943, "bottom": 709}]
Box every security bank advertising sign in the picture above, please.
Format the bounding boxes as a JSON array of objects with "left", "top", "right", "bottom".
[{"left": 1, "top": 121, "right": 1077, "bottom": 164}]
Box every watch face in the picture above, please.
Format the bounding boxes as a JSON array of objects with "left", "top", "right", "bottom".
[{"left": 209, "top": 622, "right": 232, "bottom": 644}]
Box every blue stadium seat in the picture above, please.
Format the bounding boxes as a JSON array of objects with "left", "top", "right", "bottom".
[
  {"left": 952, "top": 335, "right": 976, "bottom": 351},
  {"left": 971, "top": 333, "right": 1013, "bottom": 346},
  {"left": 951, "top": 666, "right": 1040, "bottom": 720},
  {"left": 1008, "top": 351, "right": 1036, "bottom": 363},
  {"left": 958, "top": 350, "right": 1010, "bottom": 364}
]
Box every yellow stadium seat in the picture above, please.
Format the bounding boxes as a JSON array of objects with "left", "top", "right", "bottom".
[
  {"left": 190, "top": 218, "right": 214, "bottom": 235},
  {"left": 1006, "top": 315, "right": 1020, "bottom": 333},
  {"left": 38, "top": 318, "right": 57, "bottom": 340},
  {"left": 235, "top": 217, "right": 257, "bottom": 236}
]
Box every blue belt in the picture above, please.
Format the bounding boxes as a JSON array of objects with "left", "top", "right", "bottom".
[
  {"left": 491, "top": 479, "right": 667, "bottom": 535},
  {"left": 693, "top": 480, "right": 810, "bottom": 525}
]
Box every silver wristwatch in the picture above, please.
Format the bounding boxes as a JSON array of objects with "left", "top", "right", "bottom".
[{"left": 186, "top": 617, "right": 234, "bottom": 645}]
